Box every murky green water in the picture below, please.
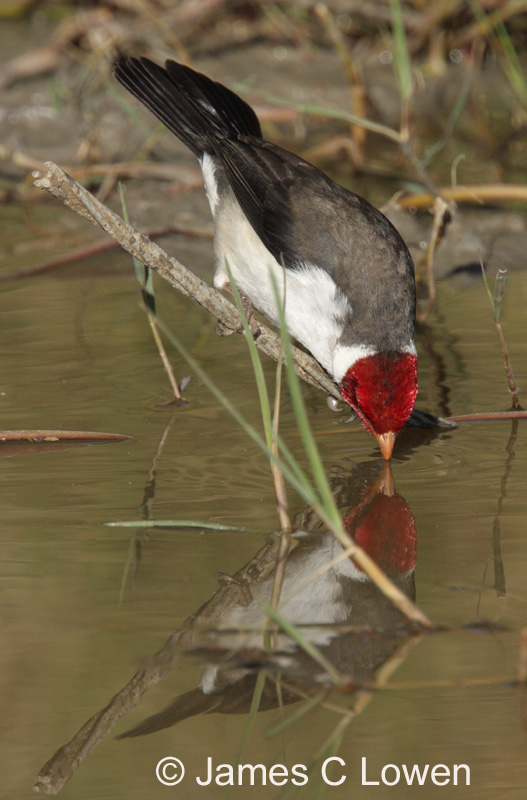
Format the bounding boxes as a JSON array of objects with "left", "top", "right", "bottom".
[{"left": 2, "top": 205, "right": 527, "bottom": 800}]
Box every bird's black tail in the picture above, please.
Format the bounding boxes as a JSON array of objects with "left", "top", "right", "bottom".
[{"left": 113, "top": 57, "right": 262, "bottom": 157}]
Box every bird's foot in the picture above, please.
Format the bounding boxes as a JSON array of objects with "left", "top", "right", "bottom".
[
  {"left": 216, "top": 571, "right": 253, "bottom": 606},
  {"left": 216, "top": 284, "right": 261, "bottom": 338}
]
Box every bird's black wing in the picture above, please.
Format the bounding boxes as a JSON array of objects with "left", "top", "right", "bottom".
[
  {"left": 213, "top": 135, "right": 416, "bottom": 349},
  {"left": 212, "top": 135, "right": 409, "bottom": 276},
  {"left": 210, "top": 135, "right": 337, "bottom": 271}
]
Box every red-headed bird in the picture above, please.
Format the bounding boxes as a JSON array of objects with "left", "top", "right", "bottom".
[{"left": 114, "top": 58, "right": 418, "bottom": 459}]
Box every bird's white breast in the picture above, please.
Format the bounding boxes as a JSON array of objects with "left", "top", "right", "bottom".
[
  {"left": 201, "top": 152, "right": 219, "bottom": 213},
  {"left": 201, "top": 170, "right": 349, "bottom": 378},
  {"left": 200, "top": 153, "right": 371, "bottom": 380}
]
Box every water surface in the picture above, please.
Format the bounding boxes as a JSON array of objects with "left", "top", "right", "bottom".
[{"left": 1, "top": 211, "right": 527, "bottom": 800}]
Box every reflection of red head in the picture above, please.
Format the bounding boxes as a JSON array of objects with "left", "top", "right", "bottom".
[{"left": 343, "top": 467, "right": 417, "bottom": 575}]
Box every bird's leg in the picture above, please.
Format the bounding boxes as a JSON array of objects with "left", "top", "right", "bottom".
[{"left": 216, "top": 282, "right": 261, "bottom": 338}]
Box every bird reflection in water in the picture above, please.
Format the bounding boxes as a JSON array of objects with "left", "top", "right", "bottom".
[{"left": 117, "top": 461, "right": 418, "bottom": 738}]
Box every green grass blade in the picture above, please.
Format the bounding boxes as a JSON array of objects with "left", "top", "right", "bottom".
[
  {"left": 223, "top": 259, "right": 273, "bottom": 449},
  {"left": 263, "top": 603, "right": 342, "bottom": 685},
  {"left": 222, "top": 260, "right": 322, "bottom": 510},
  {"left": 155, "top": 293, "right": 429, "bottom": 625},
  {"left": 479, "top": 256, "right": 496, "bottom": 316},
  {"left": 118, "top": 183, "right": 155, "bottom": 312},
  {"left": 269, "top": 272, "right": 342, "bottom": 528},
  {"left": 421, "top": 68, "right": 472, "bottom": 167},
  {"left": 105, "top": 519, "right": 249, "bottom": 531},
  {"left": 265, "top": 691, "right": 326, "bottom": 738},
  {"left": 494, "top": 15, "right": 527, "bottom": 106},
  {"left": 389, "top": 0, "right": 412, "bottom": 101},
  {"left": 471, "top": 2, "right": 527, "bottom": 107},
  {"left": 153, "top": 317, "right": 323, "bottom": 510},
  {"left": 233, "top": 669, "right": 267, "bottom": 774},
  {"left": 236, "top": 88, "right": 403, "bottom": 144}
]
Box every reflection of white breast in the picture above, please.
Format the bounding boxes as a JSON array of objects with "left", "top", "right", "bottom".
[
  {"left": 218, "top": 533, "right": 367, "bottom": 632},
  {"left": 198, "top": 534, "right": 367, "bottom": 695}
]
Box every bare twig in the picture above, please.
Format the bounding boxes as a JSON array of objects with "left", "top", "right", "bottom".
[
  {"left": 446, "top": 411, "right": 527, "bottom": 422},
  {"left": 31, "top": 162, "right": 457, "bottom": 433},
  {"left": 399, "top": 183, "right": 527, "bottom": 210},
  {"left": 315, "top": 4, "right": 367, "bottom": 162},
  {"left": 480, "top": 263, "right": 522, "bottom": 409},
  {"left": 33, "top": 634, "right": 181, "bottom": 795},
  {"left": 493, "top": 271, "right": 521, "bottom": 409},
  {"left": 0, "top": 429, "right": 131, "bottom": 442},
  {"left": 417, "top": 196, "right": 450, "bottom": 322},
  {"left": 34, "top": 533, "right": 284, "bottom": 794},
  {"left": 146, "top": 309, "right": 183, "bottom": 400}
]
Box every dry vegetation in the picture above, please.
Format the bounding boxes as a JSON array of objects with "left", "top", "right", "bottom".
[{"left": 1, "top": 0, "right": 527, "bottom": 201}]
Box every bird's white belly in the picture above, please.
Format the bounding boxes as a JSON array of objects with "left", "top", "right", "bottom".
[
  {"left": 212, "top": 200, "right": 349, "bottom": 376},
  {"left": 200, "top": 152, "right": 359, "bottom": 379}
]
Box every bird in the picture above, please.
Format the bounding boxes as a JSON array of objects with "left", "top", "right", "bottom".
[{"left": 113, "top": 57, "right": 418, "bottom": 460}]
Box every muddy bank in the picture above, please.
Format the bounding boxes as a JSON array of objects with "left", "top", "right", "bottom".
[{"left": 1, "top": 11, "right": 526, "bottom": 283}]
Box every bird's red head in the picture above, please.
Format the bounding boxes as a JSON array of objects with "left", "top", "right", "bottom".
[{"left": 339, "top": 352, "right": 418, "bottom": 460}]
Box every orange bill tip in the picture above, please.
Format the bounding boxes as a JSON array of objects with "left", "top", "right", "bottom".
[{"left": 375, "top": 431, "right": 396, "bottom": 461}]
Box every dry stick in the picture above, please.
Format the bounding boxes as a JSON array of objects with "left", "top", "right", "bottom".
[
  {"left": 493, "top": 270, "right": 521, "bottom": 409},
  {"left": 417, "top": 196, "right": 450, "bottom": 323},
  {"left": 34, "top": 535, "right": 284, "bottom": 794},
  {"left": 146, "top": 309, "right": 183, "bottom": 400},
  {"left": 481, "top": 264, "right": 522, "bottom": 410},
  {"left": 316, "top": 4, "right": 367, "bottom": 161},
  {"left": 117, "top": 182, "right": 184, "bottom": 404},
  {"left": 447, "top": 410, "right": 527, "bottom": 422},
  {"left": 32, "top": 162, "right": 341, "bottom": 403},
  {"left": 0, "top": 429, "right": 131, "bottom": 442},
  {"left": 398, "top": 183, "right": 527, "bottom": 209},
  {"left": 33, "top": 635, "right": 180, "bottom": 795},
  {"left": 474, "top": 269, "right": 522, "bottom": 609}
]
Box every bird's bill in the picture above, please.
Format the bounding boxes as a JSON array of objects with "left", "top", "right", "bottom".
[{"left": 375, "top": 431, "right": 396, "bottom": 461}]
